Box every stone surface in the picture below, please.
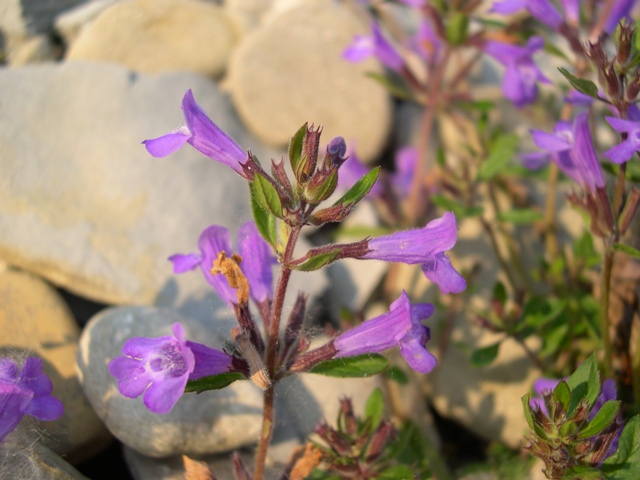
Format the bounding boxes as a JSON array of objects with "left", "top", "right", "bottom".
[
  {"left": 226, "top": 1, "right": 392, "bottom": 164},
  {"left": 0, "top": 62, "right": 281, "bottom": 308},
  {"left": 6, "top": 34, "right": 59, "bottom": 66},
  {"left": 0, "top": 268, "right": 110, "bottom": 463},
  {"left": 0, "top": 0, "right": 86, "bottom": 36},
  {"left": 54, "top": 0, "right": 119, "bottom": 45},
  {"left": 66, "top": 0, "right": 238, "bottom": 77},
  {"left": 77, "top": 306, "right": 264, "bottom": 457},
  {"left": 0, "top": 436, "right": 88, "bottom": 480}
]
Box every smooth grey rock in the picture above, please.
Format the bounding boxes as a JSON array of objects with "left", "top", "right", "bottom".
[
  {"left": 0, "top": 0, "right": 86, "bottom": 36},
  {"left": 66, "top": 0, "right": 239, "bottom": 77},
  {"left": 0, "top": 435, "right": 88, "bottom": 480},
  {"left": 77, "top": 306, "right": 264, "bottom": 457},
  {"left": 226, "top": 1, "right": 392, "bottom": 164},
  {"left": 0, "top": 268, "right": 110, "bottom": 463},
  {"left": 0, "top": 62, "right": 280, "bottom": 308}
]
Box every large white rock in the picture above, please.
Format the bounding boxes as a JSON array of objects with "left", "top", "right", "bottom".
[
  {"left": 0, "top": 62, "right": 281, "bottom": 308},
  {"left": 66, "top": 0, "right": 238, "bottom": 77},
  {"left": 226, "top": 1, "right": 393, "bottom": 164}
]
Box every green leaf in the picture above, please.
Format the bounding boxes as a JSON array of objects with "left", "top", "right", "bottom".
[
  {"left": 477, "top": 134, "right": 519, "bottom": 181},
  {"left": 250, "top": 194, "right": 277, "bottom": 249},
  {"left": 563, "top": 465, "right": 604, "bottom": 479},
  {"left": 292, "top": 248, "right": 340, "bottom": 271},
  {"left": 185, "top": 372, "right": 245, "bottom": 394},
  {"left": 602, "top": 416, "right": 640, "bottom": 479},
  {"left": 365, "top": 72, "right": 415, "bottom": 100},
  {"left": 251, "top": 172, "right": 283, "bottom": 219},
  {"left": 577, "top": 400, "right": 621, "bottom": 439},
  {"left": 309, "top": 354, "right": 389, "bottom": 378},
  {"left": 334, "top": 167, "right": 380, "bottom": 207},
  {"left": 431, "top": 194, "right": 484, "bottom": 218},
  {"left": 566, "top": 353, "right": 600, "bottom": 413},
  {"left": 493, "top": 281, "right": 507, "bottom": 308},
  {"left": 557, "top": 67, "right": 599, "bottom": 99},
  {"left": 497, "top": 208, "right": 544, "bottom": 224},
  {"left": 384, "top": 366, "right": 409, "bottom": 385},
  {"left": 446, "top": 11, "right": 468, "bottom": 45},
  {"left": 288, "top": 123, "right": 307, "bottom": 174},
  {"left": 522, "top": 393, "right": 535, "bottom": 430},
  {"left": 365, "top": 388, "right": 384, "bottom": 431},
  {"left": 614, "top": 243, "right": 640, "bottom": 260},
  {"left": 470, "top": 342, "right": 501, "bottom": 367},
  {"left": 553, "top": 381, "right": 571, "bottom": 411},
  {"left": 378, "top": 465, "right": 416, "bottom": 479}
]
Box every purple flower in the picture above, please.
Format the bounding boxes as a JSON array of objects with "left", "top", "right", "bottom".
[
  {"left": 109, "top": 323, "right": 232, "bottom": 414},
  {"left": 603, "top": 116, "right": 640, "bottom": 164},
  {"left": 334, "top": 291, "right": 437, "bottom": 373},
  {"left": 390, "top": 147, "right": 417, "bottom": 197},
  {"left": 169, "top": 222, "right": 275, "bottom": 307},
  {"left": 0, "top": 357, "right": 63, "bottom": 442},
  {"left": 528, "top": 112, "right": 604, "bottom": 192},
  {"left": 343, "top": 22, "right": 404, "bottom": 71},
  {"left": 363, "top": 212, "right": 466, "bottom": 294},
  {"left": 490, "top": 0, "right": 563, "bottom": 29},
  {"left": 143, "top": 90, "right": 246, "bottom": 175},
  {"left": 483, "top": 37, "right": 550, "bottom": 107},
  {"left": 603, "top": 0, "right": 636, "bottom": 34}
]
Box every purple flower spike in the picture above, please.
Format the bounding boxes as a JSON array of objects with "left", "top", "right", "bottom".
[
  {"left": 343, "top": 22, "right": 404, "bottom": 72},
  {"left": 143, "top": 90, "right": 247, "bottom": 175},
  {"left": 364, "top": 212, "right": 466, "bottom": 294},
  {"left": 484, "top": 36, "right": 550, "bottom": 107},
  {"left": 0, "top": 357, "right": 64, "bottom": 442},
  {"left": 529, "top": 113, "right": 604, "bottom": 192},
  {"left": 237, "top": 222, "right": 275, "bottom": 304},
  {"left": 334, "top": 291, "right": 437, "bottom": 373},
  {"left": 109, "top": 323, "right": 233, "bottom": 414},
  {"left": 603, "top": 116, "right": 640, "bottom": 164},
  {"left": 170, "top": 223, "right": 275, "bottom": 308},
  {"left": 491, "top": 0, "right": 563, "bottom": 29}
]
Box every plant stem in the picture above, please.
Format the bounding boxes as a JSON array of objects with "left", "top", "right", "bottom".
[
  {"left": 543, "top": 162, "right": 560, "bottom": 258},
  {"left": 254, "top": 225, "right": 301, "bottom": 480},
  {"left": 600, "top": 247, "right": 614, "bottom": 379}
]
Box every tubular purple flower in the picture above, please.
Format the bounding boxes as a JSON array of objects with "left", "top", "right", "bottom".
[
  {"left": 0, "top": 357, "right": 64, "bottom": 442},
  {"left": 603, "top": 0, "right": 635, "bottom": 33},
  {"left": 334, "top": 291, "right": 437, "bottom": 373},
  {"left": 491, "top": 0, "right": 563, "bottom": 29},
  {"left": 559, "top": 0, "right": 579, "bottom": 24},
  {"left": 529, "top": 112, "right": 604, "bottom": 192},
  {"left": 108, "top": 323, "right": 232, "bottom": 414},
  {"left": 603, "top": 116, "right": 640, "bottom": 164},
  {"left": 143, "top": 89, "right": 247, "bottom": 175},
  {"left": 363, "top": 212, "right": 466, "bottom": 294},
  {"left": 169, "top": 222, "right": 275, "bottom": 307},
  {"left": 390, "top": 147, "right": 417, "bottom": 197},
  {"left": 483, "top": 37, "right": 550, "bottom": 107},
  {"left": 343, "top": 22, "right": 404, "bottom": 72},
  {"left": 336, "top": 144, "right": 382, "bottom": 198},
  {"left": 414, "top": 19, "right": 442, "bottom": 61}
]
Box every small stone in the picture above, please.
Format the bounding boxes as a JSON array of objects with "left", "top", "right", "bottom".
[
  {"left": 0, "top": 268, "right": 110, "bottom": 463},
  {"left": 6, "top": 34, "right": 58, "bottom": 66},
  {"left": 66, "top": 0, "right": 239, "bottom": 77},
  {"left": 226, "top": 1, "right": 392, "bottom": 164},
  {"left": 77, "top": 306, "right": 264, "bottom": 457},
  {"left": 0, "top": 0, "right": 85, "bottom": 36},
  {"left": 54, "top": 0, "right": 119, "bottom": 46}
]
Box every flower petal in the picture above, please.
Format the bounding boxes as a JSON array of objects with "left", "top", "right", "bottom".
[
  {"left": 143, "top": 129, "right": 190, "bottom": 158},
  {"left": 421, "top": 253, "right": 466, "bottom": 294},
  {"left": 237, "top": 222, "right": 275, "bottom": 303},
  {"left": 168, "top": 252, "right": 203, "bottom": 274}
]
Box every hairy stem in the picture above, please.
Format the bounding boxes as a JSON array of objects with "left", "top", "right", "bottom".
[
  {"left": 253, "top": 386, "right": 275, "bottom": 480},
  {"left": 600, "top": 247, "right": 614, "bottom": 379}
]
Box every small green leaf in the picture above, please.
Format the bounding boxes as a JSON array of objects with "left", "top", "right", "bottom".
[
  {"left": 477, "top": 134, "right": 519, "bottom": 181},
  {"left": 378, "top": 465, "right": 416, "bottom": 479},
  {"left": 602, "top": 415, "right": 640, "bottom": 479},
  {"left": 251, "top": 172, "right": 283, "bottom": 219},
  {"left": 563, "top": 465, "right": 604, "bottom": 479},
  {"left": 250, "top": 194, "right": 277, "bottom": 249},
  {"left": 309, "top": 354, "right": 389, "bottom": 378},
  {"left": 292, "top": 249, "right": 340, "bottom": 271},
  {"left": 470, "top": 342, "right": 501, "bottom": 367},
  {"left": 566, "top": 353, "right": 600, "bottom": 413},
  {"left": 557, "top": 67, "right": 599, "bottom": 99},
  {"left": 497, "top": 208, "right": 544, "bottom": 224},
  {"left": 185, "top": 372, "right": 245, "bottom": 394},
  {"left": 334, "top": 167, "right": 380, "bottom": 207},
  {"left": 522, "top": 393, "right": 535, "bottom": 430},
  {"left": 553, "top": 381, "right": 571, "bottom": 411},
  {"left": 614, "top": 243, "right": 640, "bottom": 260},
  {"left": 578, "top": 400, "right": 621, "bottom": 439},
  {"left": 446, "top": 11, "right": 468, "bottom": 46},
  {"left": 289, "top": 123, "right": 307, "bottom": 174},
  {"left": 384, "top": 366, "right": 409, "bottom": 384},
  {"left": 365, "top": 388, "right": 384, "bottom": 431}
]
